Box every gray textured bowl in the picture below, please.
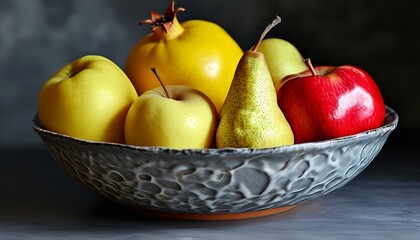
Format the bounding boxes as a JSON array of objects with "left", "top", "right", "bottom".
[{"left": 32, "top": 106, "right": 398, "bottom": 220}]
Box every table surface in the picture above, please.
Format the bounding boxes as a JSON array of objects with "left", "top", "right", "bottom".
[{"left": 1, "top": 130, "right": 419, "bottom": 240}]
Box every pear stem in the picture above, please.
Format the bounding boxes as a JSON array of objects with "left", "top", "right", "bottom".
[
  {"left": 251, "top": 15, "right": 282, "bottom": 52},
  {"left": 304, "top": 58, "right": 317, "bottom": 76},
  {"left": 151, "top": 67, "right": 171, "bottom": 99}
]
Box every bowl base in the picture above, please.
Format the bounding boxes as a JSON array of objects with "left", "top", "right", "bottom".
[{"left": 131, "top": 205, "right": 296, "bottom": 221}]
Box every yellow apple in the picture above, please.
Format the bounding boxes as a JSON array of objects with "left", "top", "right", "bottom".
[
  {"left": 38, "top": 55, "right": 138, "bottom": 143},
  {"left": 125, "top": 85, "right": 218, "bottom": 149},
  {"left": 258, "top": 38, "right": 308, "bottom": 91}
]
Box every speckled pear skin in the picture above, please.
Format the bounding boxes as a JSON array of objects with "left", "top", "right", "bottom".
[
  {"left": 33, "top": 107, "right": 397, "bottom": 214},
  {"left": 216, "top": 51, "right": 294, "bottom": 148}
]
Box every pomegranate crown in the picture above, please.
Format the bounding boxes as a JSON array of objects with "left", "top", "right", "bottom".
[{"left": 140, "top": 0, "right": 185, "bottom": 33}]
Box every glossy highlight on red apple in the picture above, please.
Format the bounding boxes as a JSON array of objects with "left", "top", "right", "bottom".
[{"left": 277, "top": 59, "right": 386, "bottom": 143}]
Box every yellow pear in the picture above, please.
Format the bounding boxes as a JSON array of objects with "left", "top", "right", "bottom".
[{"left": 216, "top": 16, "right": 294, "bottom": 149}]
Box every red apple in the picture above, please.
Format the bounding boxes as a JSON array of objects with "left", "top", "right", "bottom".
[{"left": 277, "top": 59, "right": 386, "bottom": 143}]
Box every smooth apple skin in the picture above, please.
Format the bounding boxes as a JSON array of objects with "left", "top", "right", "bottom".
[
  {"left": 277, "top": 65, "right": 386, "bottom": 143},
  {"left": 38, "top": 55, "right": 138, "bottom": 143},
  {"left": 125, "top": 86, "right": 218, "bottom": 149},
  {"left": 258, "top": 38, "right": 308, "bottom": 91}
]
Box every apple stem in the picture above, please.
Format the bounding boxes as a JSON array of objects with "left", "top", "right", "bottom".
[
  {"left": 304, "top": 58, "right": 317, "bottom": 76},
  {"left": 251, "top": 15, "right": 281, "bottom": 52},
  {"left": 151, "top": 67, "right": 171, "bottom": 99}
]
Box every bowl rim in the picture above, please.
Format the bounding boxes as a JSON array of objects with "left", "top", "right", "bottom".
[{"left": 32, "top": 105, "right": 398, "bottom": 155}]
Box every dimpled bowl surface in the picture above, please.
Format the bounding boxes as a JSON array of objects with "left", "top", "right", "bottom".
[{"left": 33, "top": 106, "right": 398, "bottom": 216}]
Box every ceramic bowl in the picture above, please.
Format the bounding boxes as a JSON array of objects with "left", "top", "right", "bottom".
[{"left": 32, "top": 106, "right": 398, "bottom": 220}]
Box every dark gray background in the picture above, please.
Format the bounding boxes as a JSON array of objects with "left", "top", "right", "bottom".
[{"left": 1, "top": 0, "right": 418, "bottom": 148}]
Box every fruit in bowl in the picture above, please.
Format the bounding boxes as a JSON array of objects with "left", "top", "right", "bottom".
[
  {"left": 258, "top": 38, "right": 308, "bottom": 91},
  {"left": 124, "top": 0, "right": 243, "bottom": 111},
  {"left": 125, "top": 68, "right": 218, "bottom": 149},
  {"left": 38, "top": 55, "right": 138, "bottom": 144},
  {"left": 33, "top": 0, "right": 398, "bottom": 220},
  {"left": 277, "top": 59, "right": 386, "bottom": 144},
  {"left": 216, "top": 16, "right": 294, "bottom": 149}
]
